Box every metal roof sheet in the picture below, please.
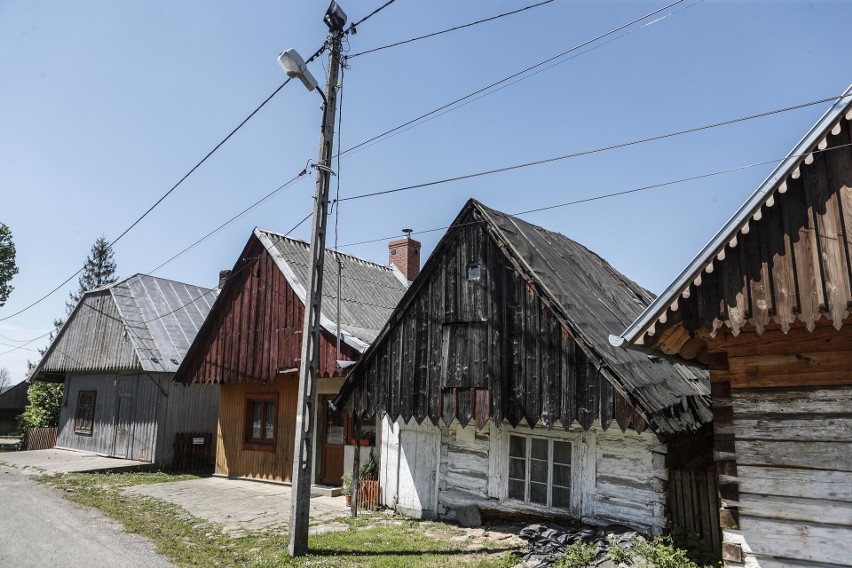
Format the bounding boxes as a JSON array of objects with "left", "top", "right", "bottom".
[
  {"left": 33, "top": 274, "right": 216, "bottom": 377},
  {"left": 255, "top": 228, "right": 408, "bottom": 351}
]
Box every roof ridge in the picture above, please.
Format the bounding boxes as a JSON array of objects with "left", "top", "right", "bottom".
[{"left": 254, "top": 226, "right": 394, "bottom": 272}]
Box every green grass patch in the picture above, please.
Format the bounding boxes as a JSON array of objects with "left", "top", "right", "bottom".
[{"left": 37, "top": 471, "right": 521, "bottom": 568}]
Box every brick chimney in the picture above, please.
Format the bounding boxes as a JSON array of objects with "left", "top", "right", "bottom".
[
  {"left": 388, "top": 230, "right": 421, "bottom": 283},
  {"left": 218, "top": 270, "right": 232, "bottom": 289}
]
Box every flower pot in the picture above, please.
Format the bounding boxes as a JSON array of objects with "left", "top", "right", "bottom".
[{"left": 345, "top": 495, "right": 352, "bottom": 507}]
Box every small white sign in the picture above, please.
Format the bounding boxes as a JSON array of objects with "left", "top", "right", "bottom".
[{"left": 192, "top": 437, "right": 205, "bottom": 445}]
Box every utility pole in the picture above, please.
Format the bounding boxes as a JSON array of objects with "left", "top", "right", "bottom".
[{"left": 287, "top": 9, "right": 345, "bottom": 558}]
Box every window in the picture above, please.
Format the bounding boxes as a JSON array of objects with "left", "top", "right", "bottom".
[
  {"left": 244, "top": 394, "right": 277, "bottom": 451},
  {"left": 467, "top": 262, "right": 481, "bottom": 280},
  {"left": 74, "top": 391, "right": 96, "bottom": 435},
  {"left": 508, "top": 434, "right": 571, "bottom": 509},
  {"left": 345, "top": 414, "right": 376, "bottom": 446}
]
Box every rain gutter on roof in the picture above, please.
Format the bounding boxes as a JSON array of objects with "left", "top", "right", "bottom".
[
  {"left": 254, "top": 228, "right": 370, "bottom": 354},
  {"left": 611, "top": 85, "right": 852, "bottom": 350}
]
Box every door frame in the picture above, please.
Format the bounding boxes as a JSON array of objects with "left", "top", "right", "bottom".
[{"left": 318, "top": 394, "right": 345, "bottom": 485}]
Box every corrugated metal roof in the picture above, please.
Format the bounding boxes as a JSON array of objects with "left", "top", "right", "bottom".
[
  {"left": 33, "top": 274, "right": 217, "bottom": 377},
  {"left": 0, "top": 380, "right": 29, "bottom": 410},
  {"left": 255, "top": 228, "right": 408, "bottom": 351}
]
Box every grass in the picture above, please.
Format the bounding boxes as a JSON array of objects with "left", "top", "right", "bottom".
[{"left": 37, "top": 471, "right": 521, "bottom": 568}]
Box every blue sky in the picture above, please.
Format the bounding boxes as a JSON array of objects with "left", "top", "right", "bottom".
[{"left": 1, "top": 0, "right": 850, "bottom": 383}]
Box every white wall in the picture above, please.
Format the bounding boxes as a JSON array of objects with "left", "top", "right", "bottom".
[{"left": 378, "top": 415, "right": 668, "bottom": 534}]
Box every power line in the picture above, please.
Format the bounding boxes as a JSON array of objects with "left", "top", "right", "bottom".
[
  {"left": 149, "top": 171, "right": 308, "bottom": 274},
  {"left": 347, "top": 0, "right": 557, "bottom": 58},
  {"left": 347, "top": 0, "right": 398, "bottom": 32},
  {"left": 336, "top": 141, "right": 852, "bottom": 249},
  {"left": 0, "top": 44, "right": 329, "bottom": 323},
  {"left": 338, "top": 0, "right": 690, "bottom": 158},
  {"left": 339, "top": 94, "right": 851, "bottom": 204}
]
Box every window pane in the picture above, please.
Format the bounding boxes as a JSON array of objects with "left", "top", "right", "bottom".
[
  {"left": 509, "top": 480, "right": 525, "bottom": 501},
  {"left": 553, "top": 464, "right": 571, "bottom": 487},
  {"left": 552, "top": 486, "right": 571, "bottom": 509},
  {"left": 553, "top": 441, "right": 571, "bottom": 465},
  {"left": 509, "top": 458, "right": 526, "bottom": 481},
  {"left": 251, "top": 402, "right": 261, "bottom": 440},
  {"left": 509, "top": 435, "right": 526, "bottom": 458},
  {"left": 530, "top": 459, "right": 548, "bottom": 483},
  {"left": 530, "top": 482, "right": 547, "bottom": 504},
  {"left": 531, "top": 437, "right": 548, "bottom": 460},
  {"left": 264, "top": 401, "right": 275, "bottom": 440}
]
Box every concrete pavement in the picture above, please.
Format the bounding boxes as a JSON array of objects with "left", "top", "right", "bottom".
[
  {"left": 0, "top": 464, "right": 174, "bottom": 568},
  {"left": 0, "top": 447, "right": 150, "bottom": 475},
  {"left": 125, "top": 476, "right": 351, "bottom": 535}
]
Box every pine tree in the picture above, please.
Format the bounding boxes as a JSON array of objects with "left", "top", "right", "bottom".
[{"left": 42, "top": 236, "right": 119, "bottom": 354}]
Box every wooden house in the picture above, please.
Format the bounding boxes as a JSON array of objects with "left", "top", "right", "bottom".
[
  {"left": 335, "top": 200, "right": 712, "bottom": 536},
  {"left": 31, "top": 274, "right": 219, "bottom": 466},
  {"left": 610, "top": 88, "right": 852, "bottom": 566},
  {"left": 175, "top": 228, "right": 409, "bottom": 485},
  {"left": 0, "top": 380, "right": 29, "bottom": 436}
]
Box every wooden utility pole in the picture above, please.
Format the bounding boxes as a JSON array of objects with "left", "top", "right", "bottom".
[{"left": 288, "top": 26, "right": 344, "bottom": 557}]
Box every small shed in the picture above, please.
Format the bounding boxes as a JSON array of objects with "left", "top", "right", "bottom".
[
  {"left": 0, "top": 381, "right": 29, "bottom": 436},
  {"left": 175, "top": 228, "right": 408, "bottom": 485},
  {"left": 336, "top": 200, "right": 712, "bottom": 536},
  {"left": 611, "top": 87, "right": 852, "bottom": 566},
  {"left": 31, "top": 274, "right": 219, "bottom": 466}
]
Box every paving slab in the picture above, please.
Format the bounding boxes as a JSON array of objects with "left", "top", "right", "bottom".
[
  {"left": 0, "top": 448, "right": 150, "bottom": 476},
  {"left": 125, "top": 476, "right": 350, "bottom": 535}
]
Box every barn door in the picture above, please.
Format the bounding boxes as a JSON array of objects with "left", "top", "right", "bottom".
[
  {"left": 396, "top": 425, "right": 439, "bottom": 519},
  {"left": 112, "top": 378, "right": 135, "bottom": 458}
]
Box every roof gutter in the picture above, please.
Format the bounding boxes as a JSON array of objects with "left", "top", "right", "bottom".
[{"left": 611, "top": 85, "right": 852, "bottom": 350}]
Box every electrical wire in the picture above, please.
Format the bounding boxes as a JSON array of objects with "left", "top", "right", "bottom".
[
  {"left": 149, "top": 171, "right": 308, "bottom": 274},
  {"left": 339, "top": 94, "right": 852, "bottom": 204},
  {"left": 347, "top": 0, "right": 556, "bottom": 58},
  {"left": 336, "top": 141, "right": 852, "bottom": 249},
  {"left": 347, "top": 0, "right": 398, "bottom": 33},
  {"left": 338, "top": 0, "right": 689, "bottom": 159}
]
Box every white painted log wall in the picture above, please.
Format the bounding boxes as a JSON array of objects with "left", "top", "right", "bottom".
[
  {"left": 377, "top": 417, "right": 668, "bottom": 533},
  {"left": 726, "top": 386, "right": 852, "bottom": 567}
]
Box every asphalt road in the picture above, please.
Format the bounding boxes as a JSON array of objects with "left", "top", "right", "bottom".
[{"left": 0, "top": 464, "right": 174, "bottom": 568}]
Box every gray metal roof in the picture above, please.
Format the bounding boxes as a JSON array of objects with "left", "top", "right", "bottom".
[
  {"left": 612, "top": 85, "right": 852, "bottom": 350},
  {"left": 33, "top": 274, "right": 217, "bottom": 377},
  {"left": 255, "top": 228, "right": 408, "bottom": 351},
  {"left": 0, "top": 380, "right": 29, "bottom": 410}
]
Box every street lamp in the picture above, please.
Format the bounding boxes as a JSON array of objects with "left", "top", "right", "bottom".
[{"left": 283, "top": 1, "right": 346, "bottom": 558}]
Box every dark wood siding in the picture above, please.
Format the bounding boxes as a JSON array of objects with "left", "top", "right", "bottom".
[
  {"left": 352, "top": 213, "right": 643, "bottom": 432},
  {"left": 180, "top": 237, "right": 359, "bottom": 385}
]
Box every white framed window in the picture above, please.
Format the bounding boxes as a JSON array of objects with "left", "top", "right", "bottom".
[{"left": 508, "top": 434, "right": 572, "bottom": 509}]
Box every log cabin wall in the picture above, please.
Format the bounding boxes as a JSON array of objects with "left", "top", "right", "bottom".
[
  {"left": 351, "top": 213, "right": 648, "bottom": 434},
  {"left": 707, "top": 325, "right": 852, "bottom": 567},
  {"left": 379, "top": 417, "right": 669, "bottom": 534}
]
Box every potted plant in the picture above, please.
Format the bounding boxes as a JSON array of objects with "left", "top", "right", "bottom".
[{"left": 342, "top": 473, "right": 353, "bottom": 507}]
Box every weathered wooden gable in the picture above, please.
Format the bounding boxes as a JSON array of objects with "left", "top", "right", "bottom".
[
  {"left": 179, "top": 236, "right": 359, "bottom": 385},
  {"left": 350, "top": 206, "right": 649, "bottom": 434}
]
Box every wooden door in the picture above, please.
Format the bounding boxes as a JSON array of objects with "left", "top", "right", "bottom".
[
  {"left": 113, "top": 383, "right": 135, "bottom": 459},
  {"left": 396, "top": 425, "right": 439, "bottom": 519},
  {"left": 319, "top": 395, "right": 345, "bottom": 485}
]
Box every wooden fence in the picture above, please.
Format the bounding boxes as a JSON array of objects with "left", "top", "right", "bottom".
[
  {"left": 23, "top": 427, "right": 58, "bottom": 450},
  {"left": 357, "top": 479, "right": 380, "bottom": 510},
  {"left": 172, "top": 432, "right": 213, "bottom": 471},
  {"left": 669, "top": 469, "right": 721, "bottom": 556}
]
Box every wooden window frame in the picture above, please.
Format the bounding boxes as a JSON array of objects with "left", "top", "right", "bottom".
[
  {"left": 243, "top": 393, "right": 277, "bottom": 452},
  {"left": 74, "top": 390, "right": 97, "bottom": 436},
  {"left": 507, "top": 433, "right": 572, "bottom": 510},
  {"left": 344, "top": 414, "right": 376, "bottom": 447}
]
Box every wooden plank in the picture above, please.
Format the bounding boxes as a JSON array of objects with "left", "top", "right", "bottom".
[
  {"left": 738, "top": 465, "right": 852, "bottom": 503},
  {"left": 736, "top": 439, "right": 852, "bottom": 471},
  {"left": 733, "top": 417, "right": 852, "bottom": 442},
  {"left": 739, "top": 515, "right": 852, "bottom": 564},
  {"left": 731, "top": 386, "right": 852, "bottom": 415},
  {"left": 785, "top": 175, "right": 822, "bottom": 330}
]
